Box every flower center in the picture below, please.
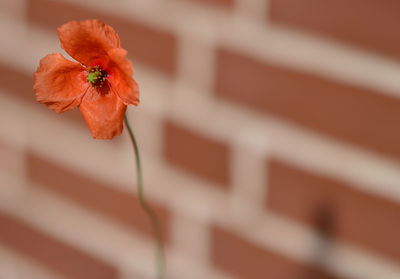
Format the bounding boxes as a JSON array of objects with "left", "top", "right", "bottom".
[{"left": 86, "top": 66, "right": 107, "bottom": 88}]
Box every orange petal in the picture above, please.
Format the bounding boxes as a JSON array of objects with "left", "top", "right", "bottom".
[
  {"left": 79, "top": 86, "right": 127, "bottom": 139},
  {"left": 34, "top": 53, "right": 87, "bottom": 113},
  {"left": 107, "top": 48, "right": 139, "bottom": 106},
  {"left": 58, "top": 19, "right": 121, "bottom": 66}
]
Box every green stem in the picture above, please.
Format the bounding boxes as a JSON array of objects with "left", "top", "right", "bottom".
[{"left": 124, "top": 113, "right": 165, "bottom": 279}]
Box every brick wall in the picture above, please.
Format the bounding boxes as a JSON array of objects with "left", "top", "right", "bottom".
[{"left": 1, "top": 0, "right": 400, "bottom": 278}]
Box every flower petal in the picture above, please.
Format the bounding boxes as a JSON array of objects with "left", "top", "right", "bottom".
[
  {"left": 34, "top": 53, "right": 87, "bottom": 113},
  {"left": 107, "top": 48, "right": 139, "bottom": 106},
  {"left": 58, "top": 19, "right": 121, "bottom": 66},
  {"left": 79, "top": 87, "right": 126, "bottom": 139}
]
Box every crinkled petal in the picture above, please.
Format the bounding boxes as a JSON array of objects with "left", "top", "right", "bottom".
[
  {"left": 34, "top": 53, "right": 87, "bottom": 113},
  {"left": 58, "top": 19, "right": 121, "bottom": 66},
  {"left": 107, "top": 48, "right": 139, "bottom": 106},
  {"left": 79, "top": 86, "right": 126, "bottom": 139}
]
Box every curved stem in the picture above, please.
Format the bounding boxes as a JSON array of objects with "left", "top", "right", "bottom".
[{"left": 124, "top": 113, "right": 165, "bottom": 279}]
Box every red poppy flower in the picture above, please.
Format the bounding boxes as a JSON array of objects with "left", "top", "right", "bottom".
[{"left": 34, "top": 19, "right": 139, "bottom": 139}]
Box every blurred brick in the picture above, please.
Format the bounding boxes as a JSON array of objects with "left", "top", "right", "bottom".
[
  {"left": 27, "top": 152, "right": 170, "bottom": 244},
  {"left": 269, "top": 0, "right": 400, "bottom": 59},
  {"left": 187, "top": 0, "right": 234, "bottom": 8},
  {"left": 216, "top": 49, "right": 400, "bottom": 161},
  {"left": 0, "top": 63, "right": 33, "bottom": 102},
  {"left": 0, "top": 211, "right": 118, "bottom": 279},
  {"left": 212, "top": 226, "right": 341, "bottom": 279},
  {"left": 267, "top": 159, "right": 400, "bottom": 263},
  {"left": 0, "top": 139, "right": 22, "bottom": 174},
  {"left": 164, "top": 121, "right": 230, "bottom": 188},
  {"left": 28, "top": 0, "right": 177, "bottom": 75}
]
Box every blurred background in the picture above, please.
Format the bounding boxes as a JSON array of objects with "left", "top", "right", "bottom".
[{"left": 1, "top": 0, "right": 400, "bottom": 278}]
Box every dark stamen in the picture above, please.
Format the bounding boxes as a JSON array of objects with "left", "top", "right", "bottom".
[{"left": 86, "top": 66, "right": 107, "bottom": 88}]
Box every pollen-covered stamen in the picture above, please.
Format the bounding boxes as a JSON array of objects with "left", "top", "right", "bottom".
[{"left": 86, "top": 65, "right": 107, "bottom": 88}]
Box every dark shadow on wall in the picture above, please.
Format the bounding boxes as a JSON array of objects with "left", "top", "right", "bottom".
[{"left": 299, "top": 203, "right": 338, "bottom": 279}]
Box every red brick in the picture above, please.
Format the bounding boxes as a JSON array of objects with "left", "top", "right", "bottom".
[
  {"left": 267, "top": 159, "right": 400, "bottom": 263},
  {"left": 27, "top": 152, "right": 170, "bottom": 244},
  {"left": 269, "top": 0, "right": 400, "bottom": 59},
  {"left": 187, "top": 0, "right": 234, "bottom": 8},
  {"left": 28, "top": 0, "right": 177, "bottom": 75},
  {"left": 0, "top": 211, "right": 118, "bottom": 279},
  {"left": 216, "top": 49, "right": 400, "bottom": 161},
  {"left": 0, "top": 63, "right": 33, "bottom": 102},
  {"left": 212, "top": 226, "right": 341, "bottom": 279},
  {"left": 164, "top": 121, "right": 230, "bottom": 188}
]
